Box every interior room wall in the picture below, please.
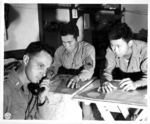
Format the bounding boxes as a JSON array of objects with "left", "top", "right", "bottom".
[
  {"left": 41, "top": 6, "right": 84, "bottom": 50},
  {"left": 4, "top": 4, "right": 39, "bottom": 51},
  {"left": 121, "top": 4, "right": 148, "bottom": 33},
  {"left": 41, "top": 8, "right": 70, "bottom": 50}
]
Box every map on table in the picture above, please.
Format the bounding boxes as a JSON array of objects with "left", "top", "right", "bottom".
[
  {"left": 73, "top": 79, "right": 147, "bottom": 107},
  {"left": 48, "top": 74, "right": 96, "bottom": 96}
]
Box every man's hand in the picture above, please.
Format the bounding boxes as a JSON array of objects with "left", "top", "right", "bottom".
[
  {"left": 67, "top": 76, "right": 80, "bottom": 89},
  {"left": 39, "top": 78, "right": 50, "bottom": 103},
  {"left": 97, "top": 81, "right": 117, "bottom": 93},
  {"left": 46, "top": 67, "right": 57, "bottom": 80},
  {"left": 119, "top": 78, "right": 137, "bottom": 91}
]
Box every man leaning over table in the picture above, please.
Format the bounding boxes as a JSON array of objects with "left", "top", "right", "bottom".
[
  {"left": 97, "top": 23, "right": 147, "bottom": 120},
  {"left": 49, "top": 21, "right": 96, "bottom": 120}
]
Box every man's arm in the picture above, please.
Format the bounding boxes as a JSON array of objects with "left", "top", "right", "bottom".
[
  {"left": 49, "top": 47, "right": 62, "bottom": 76},
  {"left": 78, "top": 45, "right": 95, "bottom": 82},
  {"left": 135, "top": 44, "right": 147, "bottom": 88},
  {"left": 102, "top": 48, "right": 116, "bottom": 82},
  {"left": 97, "top": 48, "right": 118, "bottom": 93}
]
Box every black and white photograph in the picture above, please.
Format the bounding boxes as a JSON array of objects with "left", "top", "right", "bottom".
[{"left": 1, "top": 1, "right": 149, "bottom": 122}]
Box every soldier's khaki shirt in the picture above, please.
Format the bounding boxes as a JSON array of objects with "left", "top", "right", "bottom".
[
  {"left": 104, "top": 40, "right": 147, "bottom": 88},
  {"left": 4, "top": 70, "right": 38, "bottom": 119},
  {"left": 53, "top": 41, "right": 95, "bottom": 81}
]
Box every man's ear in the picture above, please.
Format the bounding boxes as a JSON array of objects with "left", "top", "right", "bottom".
[
  {"left": 128, "top": 40, "right": 133, "bottom": 47},
  {"left": 23, "top": 55, "right": 29, "bottom": 65}
]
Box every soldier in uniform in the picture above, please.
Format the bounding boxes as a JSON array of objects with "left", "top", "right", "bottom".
[
  {"left": 52, "top": 22, "right": 96, "bottom": 120},
  {"left": 97, "top": 23, "right": 147, "bottom": 120},
  {"left": 4, "top": 41, "right": 53, "bottom": 119},
  {"left": 98, "top": 23, "right": 147, "bottom": 93}
]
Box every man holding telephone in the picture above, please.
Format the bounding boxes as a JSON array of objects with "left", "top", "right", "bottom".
[{"left": 4, "top": 41, "right": 53, "bottom": 119}]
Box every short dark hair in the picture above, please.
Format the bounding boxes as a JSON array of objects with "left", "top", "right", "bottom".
[
  {"left": 59, "top": 21, "right": 79, "bottom": 39},
  {"left": 25, "top": 41, "right": 53, "bottom": 57},
  {"left": 108, "top": 23, "right": 133, "bottom": 43}
]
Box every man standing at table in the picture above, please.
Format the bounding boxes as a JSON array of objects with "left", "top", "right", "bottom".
[
  {"left": 51, "top": 22, "right": 96, "bottom": 120},
  {"left": 4, "top": 41, "right": 53, "bottom": 119},
  {"left": 98, "top": 23, "right": 147, "bottom": 93}
]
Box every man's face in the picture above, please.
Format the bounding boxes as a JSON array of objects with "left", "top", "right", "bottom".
[
  {"left": 61, "top": 34, "right": 78, "bottom": 52},
  {"left": 25, "top": 51, "right": 52, "bottom": 83},
  {"left": 110, "top": 38, "right": 130, "bottom": 57}
]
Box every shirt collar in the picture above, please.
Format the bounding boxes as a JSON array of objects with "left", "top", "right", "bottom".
[{"left": 130, "top": 40, "right": 137, "bottom": 58}]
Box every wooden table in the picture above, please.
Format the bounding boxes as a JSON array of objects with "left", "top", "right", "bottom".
[{"left": 73, "top": 79, "right": 147, "bottom": 121}]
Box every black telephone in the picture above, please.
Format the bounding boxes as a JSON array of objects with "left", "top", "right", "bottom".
[{"left": 28, "top": 77, "right": 46, "bottom": 96}]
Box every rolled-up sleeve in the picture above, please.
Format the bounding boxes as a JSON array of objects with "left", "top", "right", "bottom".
[{"left": 78, "top": 45, "right": 95, "bottom": 81}]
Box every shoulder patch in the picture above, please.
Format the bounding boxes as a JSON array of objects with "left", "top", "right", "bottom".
[{"left": 84, "top": 56, "right": 93, "bottom": 70}]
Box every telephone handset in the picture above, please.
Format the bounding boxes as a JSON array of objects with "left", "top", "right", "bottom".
[
  {"left": 28, "top": 77, "right": 46, "bottom": 96},
  {"left": 28, "top": 83, "right": 45, "bottom": 96}
]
